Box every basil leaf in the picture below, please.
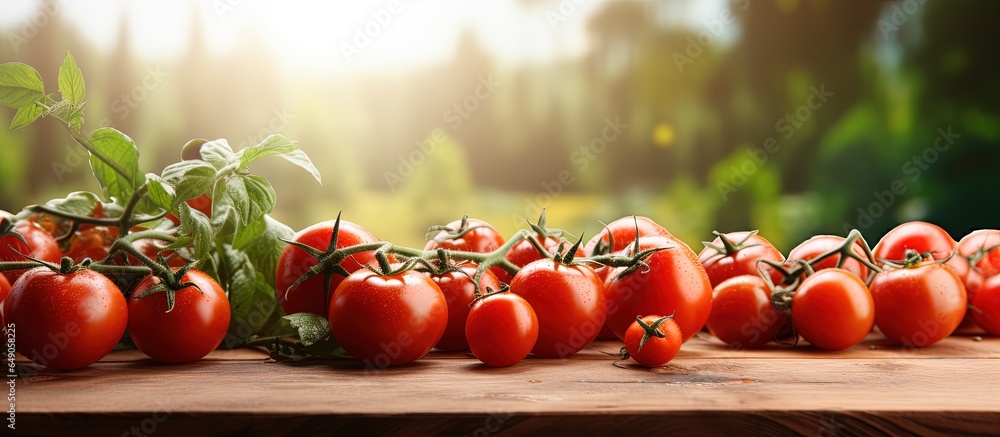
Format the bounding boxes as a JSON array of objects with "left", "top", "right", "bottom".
[
  {"left": 57, "top": 51, "right": 85, "bottom": 106},
  {"left": 0, "top": 62, "right": 44, "bottom": 109},
  {"left": 88, "top": 127, "right": 143, "bottom": 204}
]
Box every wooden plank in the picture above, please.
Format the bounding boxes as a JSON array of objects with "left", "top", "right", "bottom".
[{"left": 12, "top": 336, "right": 1000, "bottom": 435}]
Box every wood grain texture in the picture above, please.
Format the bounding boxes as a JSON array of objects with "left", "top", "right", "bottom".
[{"left": 12, "top": 335, "right": 1000, "bottom": 436}]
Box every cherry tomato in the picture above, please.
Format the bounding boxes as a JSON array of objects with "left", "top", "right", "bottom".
[
  {"left": 972, "top": 275, "right": 1000, "bottom": 336},
  {"left": 4, "top": 267, "right": 128, "bottom": 370},
  {"left": 791, "top": 269, "right": 874, "bottom": 351},
  {"left": 424, "top": 217, "right": 508, "bottom": 283},
  {"left": 869, "top": 260, "right": 966, "bottom": 347},
  {"left": 509, "top": 259, "right": 605, "bottom": 358},
  {"left": 0, "top": 274, "right": 9, "bottom": 304},
  {"left": 128, "top": 269, "right": 230, "bottom": 363},
  {"left": 585, "top": 216, "right": 670, "bottom": 256},
  {"left": 424, "top": 264, "right": 500, "bottom": 352},
  {"left": 873, "top": 222, "right": 967, "bottom": 280},
  {"left": 124, "top": 239, "right": 187, "bottom": 268},
  {"left": 0, "top": 213, "right": 61, "bottom": 283},
  {"left": 707, "top": 275, "right": 787, "bottom": 349},
  {"left": 167, "top": 194, "right": 215, "bottom": 226},
  {"left": 466, "top": 292, "right": 539, "bottom": 366},
  {"left": 624, "top": 315, "right": 683, "bottom": 367},
  {"left": 698, "top": 231, "right": 784, "bottom": 287},
  {"left": 959, "top": 230, "right": 1000, "bottom": 277},
  {"left": 65, "top": 226, "right": 118, "bottom": 263},
  {"left": 329, "top": 269, "right": 447, "bottom": 367},
  {"left": 605, "top": 236, "right": 712, "bottom": 343},
  {"left": 276, "top": 220, "right": 389, "bottom": 316},
  {"left": 504, "top": 234, "right": 584, "bottom": 282},
  {"left": 785, "top": 235, "right": 870, "bottom": 282}
]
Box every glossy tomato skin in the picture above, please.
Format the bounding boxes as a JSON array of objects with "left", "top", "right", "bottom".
[
  {"left": 959, "top": 230, "right": 1000, "bottom": 277},
  {"left": 64, "top": 226, "right": 118, "bottom": 263},
  {"left": 605, "top": 236, "right": 713, "bottom": 343},
  {"left": 127, "top": 239, "right": 187, "bottom": 268},
  {"left": 972, "top": 275, "right": 1000, "bottom": 335},
  {"left": 791, "top": 269, "right": 874, "bottom": 351},
  {"left": 4, "top": 268, "right": 128, "bottom": 370},
  {"left": 128, "top": 270, "right": 231, "bottom": 363},
  {"left": 786, "top": 235, "right": 870, "bottom": 282},
  {"left": 707, "top": 275, "right": 787, "bottom": 349},
  {"left": 0, "top": 215, "right": 61, "bottom": 283},
  {"left": 329, "top": 269, "right": 447, "bottom": 367},
  {"left": 466, "top": 292, "right": 539, "bottom": 366},
  {"left": 873, "top": 222, "right": 967, "bottom": 281},
  {"left": 624, "top": 315, "right": 683, "bottom": 367},
  {"left": 424, "top": 218, "right": 508, "bottom": 283},
  {"left": 869, "top": 263, "right": 966, "bottom": 347},
  {"left": 585, "top": 216, "right": 670, "bottom": 255},
  {"left": 509, "top": 259, "right": 605, "bottom": 358},
  {"left": 426, "top": 264, "right": 500, "bottom": 351},
  {"left": 276, "top": 220, "right": 388, "bottom": 316},
  {"left": 698, "top": 231, "right": 784, "bottom": 287},
  {"left": 0, "top": 274, "right": 9, "bottom": 331},
  {"left": 504, "top": 235, "right": 585, "bottom": 282}
]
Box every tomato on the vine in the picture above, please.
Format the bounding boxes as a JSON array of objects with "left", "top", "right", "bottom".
[
  {"left": 869, "top": 257, "right": 966, "bottom": 347},
  {"left": 65, "top": 226, "right": 118, "bottom": 263},
  {"left": 329, "top": 268, "right": 447, "bottom": 367},
  {"left": 791, "top": 269, "right": 874, "bottom": 351},
  {"left": 972, "top": 275, "right": 1000, "bottom": 336},
  {"left": 423, "top": 263, "right": 500, "bottom": 352},
  {"left": 698, "top": 231, "right": 784, "bottom": 287},
  {"left": 785, "top": 235, "right": 870, "bottom": 282},
  {"left": 873, "top": 222, "right": 967, "bottom": 280},
  {"left": 605, "top": 235, "right": 712, "bottom": 343},
  {"left": 128, "top": 269, "right": 230, "bottom": 363},
  {"left": 466, "top": 292, "right": 539, "bottom": 367},
  {"left": 276, "top": 219, "right": 389, "bottom": 316},
  {"left": 3, "top": 267, "right": 128, "bottom": 370},
  {"left": 504, "top": 234, "right": 584, "bottom": 282},
  {"left": 425, "top": 217, "right": 504, "bottom": 253},
  {"left": 707, "top": 275, "right": 787, "bottom": 349},
  {"left": 585, "top": 215, "right": 670, "bottom": 256},
  {"left": 624, "top": 314, "right": 683, "bottom": 367},
  {"left": 509, "top": 258, "right": 605, "bottom": 358},
  {"left": 0, "top": 213, "right": 61, "bottom": 283}
]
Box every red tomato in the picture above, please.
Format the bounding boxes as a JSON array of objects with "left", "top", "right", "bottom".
[
  {"left": 624, "top": 315, "right": 683, "bottom": 367},
  {"left": 972, "top": 275, "right": 1000, "bottom": 335},
  {"left": 0, "top": 274, "right": 9, "bottom": 304},
  {"left": 329, "top": 269, "right": 447, "bottom": 367},
  {"left": 698, "top": 231, "right": 784, "bottom": 287},
  {"left": 166, "top": 194, "right": 215, "bottom": 226},
  {"left": 276, "top": 220, "right": 389, "bottom": 316},
  {"left": 466, "top": 292, "right": 539, "bottom": 366},
  {"left": 605, "top": 236, "right": 713, "bottom": 343},
  {"left": 959, "top": 230, "right": 1000, "bottom": 277},
  {"left": 4, "top": 267, "right": 128, "bottom": 370},
  {"left": 509, "top": 259, "right": 605, "bottom": 358},
  {"left": 128, "top": 269, "right": 230, "bottom": 363},
  {"left": 64, "top": 226, "right": 118, "bottom": 263},
  {"left": 585, "top": 216, "right": 670, "bottom": 255},
  {"left": 126, "top": 239, "right": 187, "bottom": 268},
  {"left": 0, "top": 213, "right": 61, "bottom": 283},
  {"left": 504, "top": 234, "right": 584, "bottom": 281},
  {"left": 707, "top": 275, "right": 787, "bottom": 349},
  {"left": 791, "top": 269, "right": 874, "bottom": 351},
  {"left": 873, "top": 222, "right": 967, "bottom": 280},
  {"left": 424, "top": 264, "right": 500, "bottom": 352},
  {"left": 869, "top": 261, "right": 966, "bottom": 347},
  {"left": 424, "top": 217, "right": 508, "bottom": 283},
  {"left": 785, "top": 235, "right": 870, "bottom": 282}
]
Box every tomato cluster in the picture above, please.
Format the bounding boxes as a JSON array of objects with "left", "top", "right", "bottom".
[{"left": 0, "top": 210, "right": 230, "bottom": 370}]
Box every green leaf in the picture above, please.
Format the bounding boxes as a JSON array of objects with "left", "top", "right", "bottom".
[
  {"left": 145, "top": 174, "right": 176, "bottom": 210},
  {"left": 221, "top": 245, "right": 283, "bottom": 345},
  {"left": 233, "top": 215, "right": 292, "bottom": 285},
  {"left": 283, "top": 313, "right": 331, "bottom": 347},
  {"left": 57, "top": 52, "right": 85, "bottom": 106},
  {"left": 88, "top": 127, "right": 143, "bottom": 204},
  {"left": 160, "top": 160, "right": 217, "bottom": 208},
  {"left": 9, "top": 102, "right": 43, "bottom": 130},
  {"left": 200, "top": 139, "right": 237, "bottom": 170},
  {"left": 225, "top": 175, "right": 275, "bottom": 227},
  {"left": 0, "top": 62, "right": 44, "bottom": 109},
  {"left": 236, "top": 135, "right": 322, "bottom": 184},
  {"left": 177, "top": 202, "right": 213, "bottom": 259},
  {"left": 42, "top": 191, "right": 102, "bottom": 216}
]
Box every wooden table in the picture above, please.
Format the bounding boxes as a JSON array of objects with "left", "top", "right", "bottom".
[{"left": 13, "top": 333, "right": 1000, "bottom": 436}]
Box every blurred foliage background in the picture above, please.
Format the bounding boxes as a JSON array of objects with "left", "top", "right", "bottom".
[{"left": 0, "top": 0, "right": 997, "bottom": 252}]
